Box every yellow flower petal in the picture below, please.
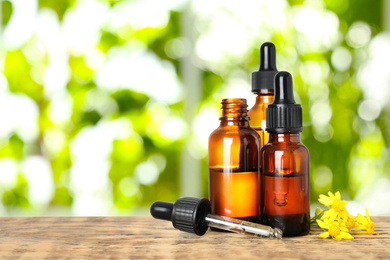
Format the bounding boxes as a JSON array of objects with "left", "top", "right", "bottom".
[
  {"left": 366, "top": 220, "right": 376, "bottom": 235},
  {"left": 354, "top": 231, "right": 368, "bottom": 234},
  {"left": 340, "top": 226, "right": 349, "bottom": 232},
  {"left": 341, "top": 211, "right": 348, "bottom": 221},
  {"left": 328, "top": 191, "right": 335, "bottom": 199},
  {"left": 318, "top": 232, "right": 329, "bottom": 238},
  {"left": 340, "top": 231, "right": 354, "bottom": 240},
  {"left": 365, "top": 209, "right": 371, "bottom": 222},
  {"left": 321, "top": 209, "right": 333, "bottom": 220},
  {"left": 355, "top": 224, "right": 365, "bottom": 230},
  {"left": 353, "top": 222, "right": 360, "bottom": 229},
  {"left": 341, "top": 212, "right": 350, "bottom": 221},
  {"left": 335, "top": 191, "right": 341, "bottom": 200},
  {"left": 319, "top": 194, "right": 332, "bottom": 206},
  {"left": 357, "top": 213, "right": 368, "bottom": 225},
  {"left": 344, "top": 216, "right": 357, "bottom": 230},
  {"left": 317, "top": 219, "right": 329, "bottom": 229},
  {"left": 328, "top": 209, "right": 337, "bottom": 222}
]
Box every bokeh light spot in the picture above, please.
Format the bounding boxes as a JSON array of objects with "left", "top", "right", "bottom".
[
  {"left": 135, "top": 161, "right": 160, "bottom": 186},
  {"left": 119, "top": 177, "right": 139, "bottom": 197},
  {"left": 358, "top": 99, "right": 381, "bottom": 121},
  {"left": 331, "top": 47, "right": 352, "bottom": 71},
  {"left": 346, "top": 22, "right": 371, "bottom": 48}
]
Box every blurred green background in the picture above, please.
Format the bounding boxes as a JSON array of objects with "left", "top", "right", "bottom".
[{"left": 0, "top": 0, "right": 389, "bottom": 216}]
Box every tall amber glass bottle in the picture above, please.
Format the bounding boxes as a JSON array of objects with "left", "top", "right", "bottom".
[
  {"left": 261, "top": 72, "right": 310, "bottom": 236},
  {"left": 208, "top": 98, "right": 261, "bottom": 223},
  {"left": 248, "top": 42, "right": 278, "bottom": 148}
]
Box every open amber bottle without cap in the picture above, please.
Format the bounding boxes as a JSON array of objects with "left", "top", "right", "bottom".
[
  {"left": 261, "top": 72, "right": 310, "bottom": 236},
  {"left": 248, "top": 42, "right": 278, "bottom": 148},
  {"left": 208, "top": 98, "right": 261, "bottom": 223}
]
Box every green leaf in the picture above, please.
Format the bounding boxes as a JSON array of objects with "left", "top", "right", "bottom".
[
  {"left": 2, "top": 1, "right": 12, "bottom": 26},
  {"left": 2, "top": 174, "right": 29, "bottom": 208},
  {"left": 111, "top": 90, "right": 149, "bottom": 114},
  {"left": 99, "top": 31, "right": 123, "bottom": 53},
  {"left": 0, "top": 134, "right": 24, "bottom": 159},
  {"left": 80, "top": 110, "right": 101, "bottom": 126},
  {"left": 4, "top": 51, "right": 44, "bottom": 102},
  {"left": 38, "top": 0, "right": 75, "bottom": 21},
  {"left": 310, "top": 208, "right": 327, "bottom": 226},
  {"left": 51, "top": 187, "right": 73, "bottom": 206},
  {"left": 315, "top": 207, "right": 324, "bottom": 217}
]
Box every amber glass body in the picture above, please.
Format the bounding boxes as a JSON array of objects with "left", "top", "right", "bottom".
[
  {"left": 248, "top": 92, "right": 274, "bottom": 148},
  {"left": 261, "top": 132, "right": 310, "bottom": 236},
  {"left": 208, "top": 98, "right": 261, "bottom": 223}
]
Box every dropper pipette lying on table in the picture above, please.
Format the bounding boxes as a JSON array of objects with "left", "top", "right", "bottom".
[{"left": 150, "top": 197, "right": 282, "bottom": 240}]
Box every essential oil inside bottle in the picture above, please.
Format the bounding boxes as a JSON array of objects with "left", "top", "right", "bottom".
[
  {"left": 208, "top": 98, "right": 261, "bottom": 224},
  {"left": 261, "top": 72, "right": 310, "bottom": 236},
  {"left": 209, "top": 167, "right": 259, "bottom": 222},
  {"left": 263, "top": 173, "right": 310, "bottom": 236}
]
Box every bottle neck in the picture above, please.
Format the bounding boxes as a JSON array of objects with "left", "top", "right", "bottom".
[
  {"left": 219, "top": 98, "right": 249, "bottom": 127},
  {"left": 254, "top": 92, "right": 274, "bottom": 105},
  {"left": 268, "top": 132, "right": 301, "bottom": 143}
]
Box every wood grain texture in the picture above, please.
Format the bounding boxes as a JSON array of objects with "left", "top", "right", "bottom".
[{"left": 0, "top": 216, "right": 388, "bottom": 259}]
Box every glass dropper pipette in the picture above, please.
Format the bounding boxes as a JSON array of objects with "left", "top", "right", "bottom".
[{"left": 150, "top": 197, "right": 282, "bottom": 239}]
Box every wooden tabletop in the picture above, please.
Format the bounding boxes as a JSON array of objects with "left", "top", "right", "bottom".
[{"left": 0, "top": 216, "right": 388, "bottom": 259}]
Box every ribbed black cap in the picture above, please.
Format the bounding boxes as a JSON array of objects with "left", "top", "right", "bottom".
[
  {"left": 150, "top": 197, "right": 211, "bottom": 236},
  {"left": 266, "top": 71, "right": 303, "bottom": 132},
  {"left": 252, "top": 42, "right": 278, "bottom": 93}
]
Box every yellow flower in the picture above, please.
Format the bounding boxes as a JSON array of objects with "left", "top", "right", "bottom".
[
  {"left": 318, "top": 191, "right": 339, "bottom": 206},
  {"left": 355, "top": 209, "right": 379, "bottom": 235},
  {"left": 316, "top": 219, "right": 354, "bottom": 240},
  {"left": 314, "top": 191, "right": 379, "bottom": 240},
  {"left": 319, "top": 191, "right": 348, "bottom": 221},
  {"left": 345, "top": 214, "right": 358, "bottom": 232}
]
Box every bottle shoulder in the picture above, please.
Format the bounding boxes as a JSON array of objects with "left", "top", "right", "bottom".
[
  {"left": 209, "top": 126, "right": 260, "bottom": 142},
  {"left": 248, "top": 104, "right": 267, "bottom": 122},
  {"left": 210, "top": 125, "right": 259, "bottom": 134},
  {"left": 261, "top": 141, "right": 309, "bottom": 154},
  {"left": 248, "top": 104, "right": 263, "bottom": 115}
]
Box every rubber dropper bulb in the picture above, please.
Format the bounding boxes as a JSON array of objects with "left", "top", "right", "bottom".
[
  {"left": 151, "top": 197, "right": 211, "bottom": 235},
  {"left": 273, "top": 71, "right": 296, "bottom": 104},
  {"left": 260, "top": 42, "right": 277, "bottom": 71},
  {"left": 150, "top": 201, "right": 173, "bottom": 221}
]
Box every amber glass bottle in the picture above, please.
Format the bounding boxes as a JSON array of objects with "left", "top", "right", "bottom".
[
  {"left": 208, "top": 98, "right": 261, "bottom": 223},
  {"left": 248, "top": 42, "right": 278, "bottom": 148},
  {"left": 261, "top": 72, "right": 310, "bottom": 236}
]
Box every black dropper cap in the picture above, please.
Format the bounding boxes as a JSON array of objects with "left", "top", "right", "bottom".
[
  {"left": 252, "top": 42, "right": 278, "bottom": 93},
  {"left": 266, "top": 71, "right": 303, "bottom": 132},
  {"left": 150, "top": 197, "right": 211, "bottom": 236}
]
